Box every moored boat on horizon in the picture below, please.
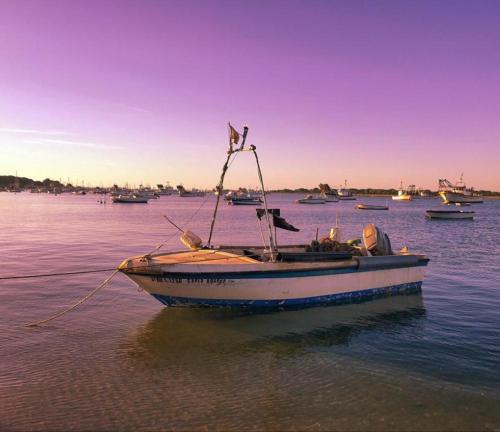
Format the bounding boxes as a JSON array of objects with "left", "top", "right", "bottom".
[
  {"left": 296, "top": 195, "right": 326, "bottom": 204},
  {"left": 112, "top": 194, "right": 149, "bottom": 203},
  {"left": 356, "top": 204, "right": 389, "bottom": 210},
  {"left": 337, "top": 180, "right": 356, "bottom": 200},
  {"left": 438, "top": 175, "right": 483, "bottom": 204},
  {"left": 177, "top": 185, "right": 206, "bottom": 197},
  {"left": 392, "top": 181, "right": 413, "bottom": 201}
]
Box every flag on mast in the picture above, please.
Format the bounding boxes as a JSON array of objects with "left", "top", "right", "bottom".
[
  {"left": 228, "top": 123, "right": 240, "bottom": 152},
  {"left": 256, "top": 209, "right": 300, "bottom": 232}
]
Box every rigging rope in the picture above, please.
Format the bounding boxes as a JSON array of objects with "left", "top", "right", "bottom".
[{"left": 145, "top": 194, "right": 212, "bottom": 256}]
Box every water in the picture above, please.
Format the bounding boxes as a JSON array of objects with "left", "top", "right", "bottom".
[{"left": 1, "top": 193, "right": 499, "bottom": 431}]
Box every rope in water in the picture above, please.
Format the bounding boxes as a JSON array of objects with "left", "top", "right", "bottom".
[
  {"left": 22, "top": 251, "right": 264, "bottom": 327},
  {"left": 20, "top": 196, "right": 228, "bottom": 327},
  {"left": 0, "top": 268, "right": 117, "bottom": 281},
  {"left": 25, "top": 270, "right": 120, "bottom": 327}
]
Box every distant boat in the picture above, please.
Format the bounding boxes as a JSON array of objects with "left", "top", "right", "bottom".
[
  {"left": 296, "top": 195, "right": 326, "bottom": 204},
  {"left": 177, "top": 185, "right": 206, "bottom": 197},
  {"left": 438, "top": 175, "right": 483, "bottom": 204},
  {"left": 112, "top": 194, "right": 149, "bottom": 204},
  {"left": 425, "top": 209, "right": 474, "bottom": 220},
  {"left": 392, "top": 182, "right": 412, "bottom": 201},
  {"left": 228, "top": 195, "right": 263, "bottom": 206},
  {"left": 156, "top": 183, "right": 175, "bottom": 196},
  {"left": 356, "top": 204, "right": 389, "bottom": 210},
  {"left": 337, "top": 180, "right": 356, "bottom": 200}
]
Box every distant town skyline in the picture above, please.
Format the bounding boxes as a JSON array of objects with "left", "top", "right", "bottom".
[{"left": 1, "top": 0, "right": 500, "bottom": 191}]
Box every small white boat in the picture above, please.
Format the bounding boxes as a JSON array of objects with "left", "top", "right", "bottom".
[
  {"left": 112, "top": 194, "right": 149, "bottom": 204},
  {"left": 425, "top": 209, "right": 474, "bottom": 220},
  {"left": 392, "top": 182, "right": 413, "bottom": 201},
  {"left": 296, "top": 195, "right": 326, "bottom": 204},
  {"left": 356, "top": 204, "right": 389, "bottom": 210},
  {"left": 119, "top": 125, "right": 429, "bottom": 309},
  {"left": 337, "top": 180, "right": 356, "bottom": 200}
]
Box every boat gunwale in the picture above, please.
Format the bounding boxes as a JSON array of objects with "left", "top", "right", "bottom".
[{"left": 121, "top": 254, "right": 429, "bottom": 279}]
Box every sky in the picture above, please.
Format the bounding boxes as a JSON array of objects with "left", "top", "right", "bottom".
[{"left": 1, "top": 0, "right": 499, "bottom": 191}]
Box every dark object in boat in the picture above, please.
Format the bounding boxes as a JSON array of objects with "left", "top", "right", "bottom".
[{"left": 306, "top": 238, "right": 362, "bottom": 256}]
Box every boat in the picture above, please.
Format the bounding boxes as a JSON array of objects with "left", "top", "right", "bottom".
[
  {"left": 438, "top": 175, "right": 483, "bottom": 204},
  {"left": 296, "top": 195, "right": 326, "bottom": 204},
  {"left": 225, "top": 189, "right": 263, "bottom": 205},
  {"left": 156, "top": 183, "right": 175, "bottom": 196},
  {"left": 112, "top": 194, "right": 149, "bottom": 204},
  {"left": 118, "top": 125, "right": 429, "bottom": 309},
  {"left": 392, "top": 182, "right": 412, "bottom": 201},
  {"left": 356, "top": 204, "right": 389, "bottom": 210},
  {"left": 425, "top": 209, "right": 474, "bottom": 220},
  {"left": 177, "top": 185, "right": 206, "bottom": 197},
  {"left": 228, "top": 195, "right": 263, "bottom": 206},
  {"left": 337, "top": 180, "right": 356, "bottom": 200}
]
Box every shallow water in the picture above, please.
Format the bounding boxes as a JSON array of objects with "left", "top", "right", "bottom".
[{"left": 1, "top": 193, "right": 499, "bottom": 431}]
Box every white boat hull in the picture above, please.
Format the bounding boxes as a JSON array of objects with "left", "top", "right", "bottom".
[
  {"left": 392, "top": 195, "right": 412, "bottom": 201},
  {"left": 438, "top": 191, "right": 483, "bottom": 204},
  {"left": 121, "top": 254, "right": 428, "bottom": 308}
]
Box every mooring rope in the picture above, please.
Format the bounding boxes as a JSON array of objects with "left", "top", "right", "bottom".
[
  {"left": 25, "top": 270, "right": 120, "bottom": 327},
  {"left": 0, "top": 268, "right": 117, "bottom": 281},
  {"left": 19, "top": 195, "right": 219, "bottom": 327}
]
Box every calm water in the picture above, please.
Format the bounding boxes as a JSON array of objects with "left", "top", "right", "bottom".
[{"left": 1, "top": 193, "right": 499, "bottom": 431}]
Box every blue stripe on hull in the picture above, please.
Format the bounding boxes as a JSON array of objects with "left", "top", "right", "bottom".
[{"left": 150, "top": 281, "right": 422, "bottom": 309}]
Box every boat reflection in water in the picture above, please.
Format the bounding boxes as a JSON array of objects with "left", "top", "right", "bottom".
[{"left": 125, "top": 293, "right": 425, "bottom": 365}]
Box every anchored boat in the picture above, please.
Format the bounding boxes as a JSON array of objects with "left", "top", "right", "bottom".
[
  {"left": 356, "top": 204, "right": 389, "bottom": 210},
  {"left": 438, "top": 175, "right": 483, "bottom": 204},
  {"left": 392, "top": 181, "right": 413, "bottom": 201},
  {"left": 337, "top": 180, "right": 356, "bottom": 200},
  {"left": 177, "top": 185, "right": 206, "bottom": 197},
  {"left": 119, "top": 125, "right": 429, "bottom": 309},
  {"left": 296, "top": 195, "right": 326, "bottom": 204},
  {"left": 112, "top": 194, "right": 149, "bottom": 203},
  {"left": 426, "top": 209, "right": 474, "bottom": 220}
]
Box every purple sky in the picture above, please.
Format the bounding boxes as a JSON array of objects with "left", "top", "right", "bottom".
[{"left": 1, "top": 0, "right": 499, "bottom": 190}]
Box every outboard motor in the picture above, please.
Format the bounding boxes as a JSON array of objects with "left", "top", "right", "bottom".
[{"left": 362, "top": 224, "right": 393, "bottom": 256}]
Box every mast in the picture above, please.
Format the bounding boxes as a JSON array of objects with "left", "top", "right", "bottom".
[
  {"left": 251, "top": 145, "right": 276, "bottom": 260},
  {"left": 207, "top": 125, "right": 276, "bottom": 260},
  {"left": 207, "top": 124, "right": 249, "bottom": 248}
]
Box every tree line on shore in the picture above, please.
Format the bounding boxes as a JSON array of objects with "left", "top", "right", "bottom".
[{"left": 1, "top": 176, "right": 499, "bottom": 196}]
